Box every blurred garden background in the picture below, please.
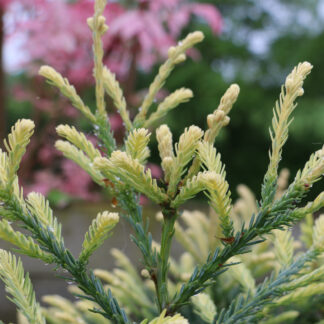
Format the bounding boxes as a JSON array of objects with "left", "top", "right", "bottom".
[{"left": 0, "top": 0, "right": 324, "bottom": 320}]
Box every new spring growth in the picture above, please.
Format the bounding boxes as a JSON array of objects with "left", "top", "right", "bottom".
[
  {"left": 125, "top": 128, "right": 151, "bottom": 164},
  {"left": 198, "top": 141, "right": 225, "bottom": 175},
  {"left": 94, "top": 152, "right": 168, "bottom": 203},
  {"left": 144, "top": 88, "right": 193, "bottom": 127},
  {"left": 156, "top": 125, "right": 174, "bottom": 160},
  {"left": 185, "top": 85, "right": 239, "bottom": 181},
  {"left": 156, "top": 125, "right": 174, "bottom": 182},
  {"left": 0, "top": 149, "right": 8, "bottom": 187},
  {"left": 0, "top": 250, "right": 45, "bottom": 324},
  {"left": 3, "top": 6, "right": 324, "bottom": 321},
  {"left": 102, "top": 67, "right": 132, "bottom": 131},
  {"left": 171, "top": 171, "right": 219, "bottom": 208},
  {"left": 290, "top": 145, "right": 324, "bottom": 195},
  {"left": 140, "top": 309, "right": 189, "bottom": 324},
  {"left": 167, "top": 126, "right": 204, "bottom": 197},
  {"left": 56, "top": 124, "right": 101, "bottom": 161},
  {"left": 39, "top": 66, "right": 96, "bottom": 122},
  {"left": 80, "top": 211, "right": 119, "bottom": 262},
  {"left": 4, "top": 119, "right": 35, "bottom": 187},
  {"left": 312, "top": 215, "right": 324, "bottom": 252},
  {"left": 0, "top": 219, "right": 54, "bottom": 263},
  {"left": 204, "top": 83, "right": 240, "bottom": 143},
  {"left": 202, "top": 172, "right": 233, "bottom": 237},
  {"left": 197, "top": 142, "right": 232, "bottom": 237},
  {"left": 27, "top": 192, "right": 62, "bottom": 241},
  {"left": 290, "top": 192, "right": 324, "bottom": 224},
  {"left": 88, "top": 0, "right": 109, "bottom": 117},
  {"left": 55, "top": 140, "right": 103, "bottom": 185},
  {"left": 134, "top": 31, "right": 204, "bottom": 127},
  {"left": 266, "top": 62, "right": 313, "bottom": 183},
  {"left": 299, "top": 146, "right": 324, "bottom": 186}
]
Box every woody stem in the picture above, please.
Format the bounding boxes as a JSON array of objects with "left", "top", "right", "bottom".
[{"left": 156, "top": 206, "right": 177, "bottom": 312}]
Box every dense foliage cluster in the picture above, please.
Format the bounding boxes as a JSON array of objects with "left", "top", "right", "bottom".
[
  {"left": 2, "top": 0, "right": 221, "bottom": 200},
  {"left": 0, "top": 0, "right": 323, "bottom": 323}
]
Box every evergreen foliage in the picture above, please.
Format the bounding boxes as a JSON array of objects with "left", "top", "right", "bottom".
[{"left": 0, "top": 0, "right": 323, "bottom": 323}]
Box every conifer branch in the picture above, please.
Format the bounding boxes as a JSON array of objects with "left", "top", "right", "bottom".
[
  {"left": 94, "top": 152, "right": 168, "bottom": 204},
  {"left": 4, "top": 119, "right": 35, "bottom": 188},
  {"left": 144, "top": 88, "right": 193, "bottom": 127},
  {"left": 134, "top": 32, "right": 204, "bottom": 127},
  {"left": 185, "top": 84, "right": 239, "bottom": 181},
  {"left": 39, "top": 66, "right": 96, "bottom": 122},
  {"left": 103, "top": 66, "right": 132, "bottom": 131},
  {"left": 80, "top": 211, "right": 119, "bottom": 263},
  {"left": 56, "top": 124, "right": 101, "bottom": 160},
  {"left": 1, "top": 5, "right": 323, "bottom": 322},
  {"left": 55, "top": 140, "right": 104, "bottom": 186},
  {"left": 204, "top": 84, "right": 240, "bottom": 144},
  {"left": 261, "top": 62, "right": 313, "bottom": 207},
  {"left": 156, "top": 125, "right": 174, "bottom": 183},
  {"left": 214, "top": 249, "right": 318, "bottom": 324},
  {"left": 167, "top": 126, "right": 204, "bottom": 197},
  {"left": 0, "top": 250, "right": 46, "bottom": 324},
  {"left": 87, "top": 0, "right": 108, "bottom": 117},
  {"left": 0, "top": 219, "right": 53, "bottom": 263},
  {"left": 125, "top": 128, "right": 151, "bottom": 164}
]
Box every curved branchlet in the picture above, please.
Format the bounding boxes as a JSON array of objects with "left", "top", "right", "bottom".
[
  {"left": 94, "top": 152, "right": 168, "bottom": 204},
  {"left": 26, "top": 192, "right": 62, "bottom": 241},
  {"left": 39, "top": 66, "right": 96, "bottom": 122},
  {"left": 87, "top": 0, "right": 108, "bottom": 117},
  {"left": 102, "top": 67, "right": 132, "bottom": 131},
  {"left": 204, "top": 84, "right": 240, "bottom": 144},
  {"left": 204, "top": 172, "right": 233, "bottom": 238},
  {"left": 80, "top": 211, "right": 119, "bottom": 263},
  {"left": 55, "top": 140, "right": 104, "bottom": 186},
  {"left": 0, "top": 250, "right": 45, "bottom": 324},
  {"left": 144, "top": 88, "right": 193, "bottom": 127},
  {"left": 125, "top": 128, "right": 151, "bottom": 164},
  {"left": 270, "top": 146, "right": 324, "bottom": 216},
  {"left": 167, "top": 126, "right": 204, "bottom": 197},
  {"left": 56, "top": 124, "right": 101, "bottom": 161},
  {"left": 185, "top": 84, "right": 240, "bottom": 181},
  {"left": 262, "top": 62, "right": 313, "bottom": 207},
  {"left": 156, "top": 125, "right": 174, "bottom": 183},
  {"left": 198, "top": 142, "right": 233, "bottom": 237},
  {"left": 0, "top": 219, "right": 54, "bottom": 263},
  {"left": 3, "top": 119, "right": 35, "bottom": 188},
  {"left": 171, "top": 171, "right": 217, "bottom": 208},
  {"left": 134, "top": 31, "right": 204, "bottom": 127}
]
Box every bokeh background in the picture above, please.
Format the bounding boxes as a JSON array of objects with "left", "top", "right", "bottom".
[{"left": 0, "top": 0, "right": 323, "bottom": 321}]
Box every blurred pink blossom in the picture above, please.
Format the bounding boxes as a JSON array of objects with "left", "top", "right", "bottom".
[
  {"left": 146, "top": 163, "right": 163, "bottom": 179},
  {"left": 23, "top": 170, "right": 61, "bottom": 196},
  {"left": 58, "top": 159, "right": 100, "bottom": 201},
  {"left": 7, "top": 0, "right": 222, "bottom": 84}
]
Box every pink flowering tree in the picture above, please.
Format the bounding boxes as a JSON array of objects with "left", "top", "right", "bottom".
[{"left": 3, "top": 0, "right": 222, "bottom": 201}]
